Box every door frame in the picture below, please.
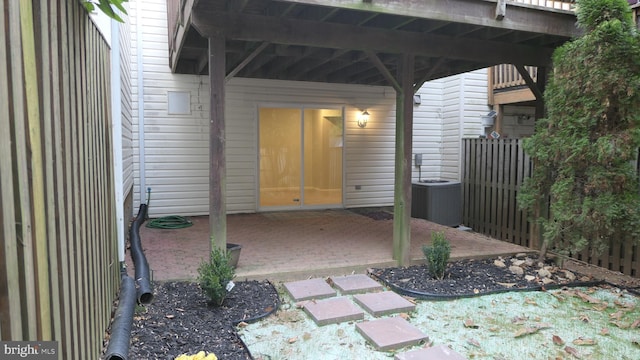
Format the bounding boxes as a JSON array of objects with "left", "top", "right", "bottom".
[{"left": 256, "top": 103, "right": 345, "bottom": 211}]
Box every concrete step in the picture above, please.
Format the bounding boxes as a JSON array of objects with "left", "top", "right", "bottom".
[
  {"left": 329, "top": 274, "right": 383, "bottom": 294},
  {"left": 353, "top": 291, "right": 416, "bottom": 317},
  {"left": 283, "top": 278, "right": 336, "bottom": 301},
  {"left": 356, "top": 316, "right": 429, "bottom": 351},
  {"left": 302, "top": 297, "right": 365, "bottom": 326}
]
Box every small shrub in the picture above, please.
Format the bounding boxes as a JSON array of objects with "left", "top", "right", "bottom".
[
  {"left": 422, "top": 231, "right": 451, "bottom": 280},
  {"left": 197, "top": 247, "right": 235, "bottom": 306}
]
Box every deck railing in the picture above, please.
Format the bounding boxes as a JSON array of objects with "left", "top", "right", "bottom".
[
  {"left": 511, "top": 0, "right": 575, "bottom": 10},
  {"left": 490, "top": 64, "right": 538, "bottom": 91}
]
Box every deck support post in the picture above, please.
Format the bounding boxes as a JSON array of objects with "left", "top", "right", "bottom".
[
  {"left": 209, "top": 36, "right": 227, "bottom": 252},
  {"left": 392, "top": 53, "right": 415, "bottom": 267}
]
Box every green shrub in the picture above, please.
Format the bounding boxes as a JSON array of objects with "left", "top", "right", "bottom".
[
  {"left": 197, "top": 247, "right": 235, "bottom": 306},
  {"left": 422, "top": 231, "right": 451, "bottom": 280}
]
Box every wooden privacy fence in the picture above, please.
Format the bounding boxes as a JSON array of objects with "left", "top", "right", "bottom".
[
  {"left": 0, "top": 0, "right": 119, "bottom": 359},
  {"left": 461, "top": 139, "right": 532, "bottom": 247},
  {"left": 462, "top": 138, "right": 639, "bottom": 277}
]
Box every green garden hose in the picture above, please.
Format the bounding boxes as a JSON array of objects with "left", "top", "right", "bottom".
[{"left": 145, "top": 215, "right": 193, "bottom": 229}]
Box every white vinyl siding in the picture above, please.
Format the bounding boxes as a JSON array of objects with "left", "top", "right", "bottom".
[
  {"left": 411, "top": 69, "right": 490, "bottom": 183},
  {"left": 412, "top": 79, "right": 445, "bottom": 182},
  {"left": 120, "top": 9, "right": 134, "bottom": 201},
  {"left": 131, "top": 0, "right": 209, "bottom": 216},
  {"left": 130, "top": 0, "right": 399, "bottom": 216},
  {"left": 130, "top": 0, "right": 490, "bottom": 216},
  {"left": 228, "top": 79, "right": 397, "bottom": 212},
  {"left": 441, "top": 69, "right": 491, "bottom": 181}
]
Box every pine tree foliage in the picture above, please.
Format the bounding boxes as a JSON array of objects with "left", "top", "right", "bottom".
[{"left": 518, "top": 0, "right": 640, "bottom": 257}]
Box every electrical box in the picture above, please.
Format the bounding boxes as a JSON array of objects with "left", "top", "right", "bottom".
[{"left": 414, "top": 153, "right": 423, "bottom": 166}]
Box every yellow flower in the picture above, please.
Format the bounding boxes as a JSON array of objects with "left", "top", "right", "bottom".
[{"left": 173, "top": 351, "right": 217, "bottom": 360}]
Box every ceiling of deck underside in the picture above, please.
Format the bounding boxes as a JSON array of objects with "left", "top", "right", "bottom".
[{"left": 172, "top": 0, "right": 578, "bottom": 86}]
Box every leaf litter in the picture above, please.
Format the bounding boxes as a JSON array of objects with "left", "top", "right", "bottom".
[{"left": 240, "top": 285, "right": 640, "bottom": 359}]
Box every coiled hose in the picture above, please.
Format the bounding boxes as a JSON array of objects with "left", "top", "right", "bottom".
[{"left": 145, "top": 215, "right": 193, "bottom": 229}]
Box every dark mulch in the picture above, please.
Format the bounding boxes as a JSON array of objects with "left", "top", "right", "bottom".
[
  {"left": 370, "top": 255, "right": 600, "bottom": 299},
  {"left": 120, "top": 255, "right": 635, "bottom": 359},
  {"left": 127, "top": 280, "right": 279, "bottom": 360}
]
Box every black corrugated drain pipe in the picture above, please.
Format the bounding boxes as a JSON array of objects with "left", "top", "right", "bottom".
[
  {"left": 104, "top": 269, "right": 136, "bottom": 360},
  {"left": 130, "top": 203, "right": 154, "bottom": 304}
]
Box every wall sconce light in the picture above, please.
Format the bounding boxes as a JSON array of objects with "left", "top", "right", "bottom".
[{"left": 358, "top": 110, "right": 369, "bottom": 128}]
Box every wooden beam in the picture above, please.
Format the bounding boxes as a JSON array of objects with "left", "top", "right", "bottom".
[
  {"left": 414, "top": 57, "right": 446, "bottom": 93},
  {"left": 195, "top": 49, "right": 209, "bottom": 74},
  {"left": 515, "top": 64, "right": 544, "bottom": 100},
  {"left": 226, "top": 41, "right": 270, "bottom": 81},
  {"left": 274, "top": 0, "right": 580, "bottom": 37},
  {"left": 492, "top": 88, "right": 536, "bottom": 105},
  {"left": 393, "top": 53, "right": 414, "bottom": 267},
  {"left": 192, "top": 11, "right": 557, "bottom": 67},
  {"left": 487, "top": 66, "right": 495, "bottom": 105},
  {"left": 208, "top": 36, "right": 227, "bottom": 252},
  {"left": 535, "top": 66, "right": 547, "bottom": 120},
  {"left": 365, "top": 51, "right": 400, "bottom": 92}
]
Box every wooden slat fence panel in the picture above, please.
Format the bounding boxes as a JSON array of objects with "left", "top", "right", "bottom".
[
  {"left": 462, "top": 138, "right": 639, "bottom": 277},
  {"left": 0, "top": 0, "right": 119, "bottom": 358}
]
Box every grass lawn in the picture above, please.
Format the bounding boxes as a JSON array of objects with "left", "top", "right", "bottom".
[{"left": 239, "top": 285, "right": 640, "bottom": 359}]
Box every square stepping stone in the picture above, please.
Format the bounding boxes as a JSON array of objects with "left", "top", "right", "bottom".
[
  {"left": 356, "top": 316, "right": 428, "bottom": 351},
  {"left": 395, "top": 345, "right": 467, "bottom": 360},
  {"left": 353, "top": 291, "right": 416, "bottom": 317},
  {"left": 303, "top": 297, "right": 364, "bottom": 326},
  {"left": 283, "top": 278, "right": 336, "bottom": 301},
  {"left": 329, "top": 274, "right": 383, "bottom": 294}
]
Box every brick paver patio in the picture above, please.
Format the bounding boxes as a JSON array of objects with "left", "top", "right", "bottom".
[{"left": 130, "top": 209, "right": 530, "bottom": 281}]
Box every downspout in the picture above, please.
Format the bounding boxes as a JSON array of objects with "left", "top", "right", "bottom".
[
  {"left": 111, "top": 17, "right": 125, "bottom": 262},
  {"left": 136, "top": 0, "right": 146, "bottom": 205}
]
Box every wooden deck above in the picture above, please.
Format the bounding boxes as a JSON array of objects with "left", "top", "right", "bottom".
[{"left": 167, "top": 0, "right": 579, "bottom": 86}]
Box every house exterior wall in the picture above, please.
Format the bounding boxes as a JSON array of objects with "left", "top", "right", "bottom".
[
  {"left": 130, "top": 0, "right": 490, "bottom": 217},
  {"left": 500, "top": 105, "right": 536, "bottom": 138},
  {"left": 413, "top": 69, "right": 491, "bottom": 183},
  {"left": 120, "top": 7, "right": 134, "bottom": 207},
  {"left": 412, "top": 78, "right": 445, "bottom": 182}
]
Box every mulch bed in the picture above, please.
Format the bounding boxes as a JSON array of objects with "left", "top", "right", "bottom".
[
  {"left": 126, "top": 280, "right": 279, "bottom": 360},
  {"left": 370, "top": 255, "right": 599, "bottom": 299},
  {"left": 117, "top": 255, "right": 638, "bottom": 359}
]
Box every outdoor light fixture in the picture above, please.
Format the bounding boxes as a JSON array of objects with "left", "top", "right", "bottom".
[{"left": 358, "top": 110, "right": 369, "bottom": 128}]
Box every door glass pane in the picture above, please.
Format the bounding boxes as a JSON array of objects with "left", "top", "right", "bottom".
[
  {"left": 259, "top": 108, "right": 302, "bottom": 207},
  {"left": 303, "top": 108, "right": 343, "bottom": 205}
]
